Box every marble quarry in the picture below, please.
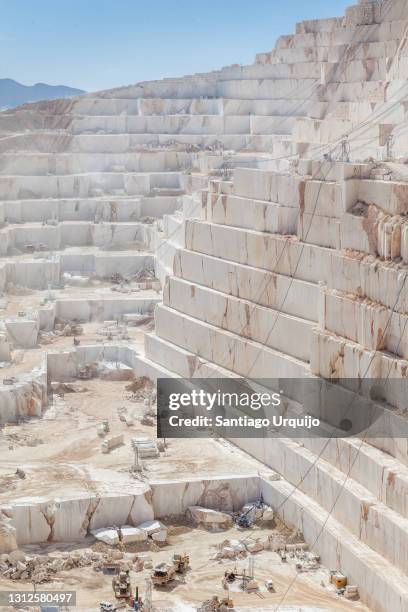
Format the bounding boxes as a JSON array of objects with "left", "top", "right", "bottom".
[{"left": 1, "top": 0, "right": 408, "bottom": 610}]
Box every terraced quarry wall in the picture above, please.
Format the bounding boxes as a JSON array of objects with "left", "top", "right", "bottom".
[{"left": 1, "top": 1, "right": 408, "bottom": 610}]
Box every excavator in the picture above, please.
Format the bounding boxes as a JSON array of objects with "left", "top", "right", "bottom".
[
  {"left": 173, "top": 552, "right": 190, "bottom": 573},
  {"left": 234, "top": 497, "right": 265, "bottom": 528}
]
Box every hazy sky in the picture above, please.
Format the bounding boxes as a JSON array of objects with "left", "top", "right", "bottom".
[{"left": 1, "top": 0, "right": 351, "bottom": 92}]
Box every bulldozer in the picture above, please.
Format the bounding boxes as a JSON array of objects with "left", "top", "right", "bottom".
[
  {"left": 151, "top": 562, "right": 176, "bottom": 586},
  {"left": 112, "top": 569, "right": 132, "bottom": 599},
  {"left": 173, "top": 552, "right": 190, "bottom": 573}
]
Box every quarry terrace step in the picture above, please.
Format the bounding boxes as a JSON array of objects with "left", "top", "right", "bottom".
[
  {"left": 163, "top": 275, "right": 314, "bottom": 362},
  {"left": 241, "top": 435, "right": 408, "bottom": 575},
  {"left": 0, "top": 172, "right": 183, "bottom": 200},
  {"left": 142, "top": 335, "right": 408, "bottom": 604},
  {"left": 0, "top": 251, "right": 154, "bottom": 291},
  {"left": 184, "top": 219, "right": 408, "bottom": 314},
  {"left": 300, "top": 436, "right": 408, "bottom": 521},
  {"left": 273, "top": 19, "right": 408, "bottom": 49},
  {"left": 0, "top": 131, "right": 295, "bottom": 155},
  {"left": 143, "top": 332, "right": 237, "bottom": 380},
  {"left": 320, "top": 288, "right": 408, "bottom": 360},
  {"left": 69, "top": 114, "right": 255, "bottom": 135},
  {"left": 8, "top": 96, "right": 331, "bottom": 118},
  {"left": 205, "top": 193, "right": 298, "bottom": 235},
  {"left": 146, "top": 334, "right": 408, "bottom": 607},
  {"left": 0, "top": 151, "right": 196, "bottom": 175},
  {"left": 0, "top": 221, "right": 154, "bottom": 255},
  {"left": 0, "top": 195, "right": 180, "bottom": 223},
  {"left": 172, "top": 248, "right": 319, "bottom": 321},
  {"left": 154, "top": 303, "right": 309, "bottom": 378},
  {"left": 145, "top": 326, "right": 408, "bottom": 527}
]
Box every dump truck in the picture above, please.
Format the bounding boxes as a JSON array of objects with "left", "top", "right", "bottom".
[
  {"left": 112, "top": 569, "right": 132, "bottom": 599},
  {"left": 151, "top": 562, "right": 176, "bottom": 586},
  {"left": 173, "top": 552, "right": 189, "bottom": 573}
]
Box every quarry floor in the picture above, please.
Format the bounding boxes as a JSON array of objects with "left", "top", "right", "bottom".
[
  {"left": 0, "top": 378, "right": 271, "bottom": 502},
  {"left": 0, "top": 524, "right": 369, "bottom": 612}
]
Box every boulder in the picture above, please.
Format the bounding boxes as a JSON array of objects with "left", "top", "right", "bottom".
[
  {"left": 138, "top": 520, "right": 167, "bottom": 539},
  {"left": 218, "top": 538, "right": 246, "bottom": 558},
  {"left": 151, "top": 529, "right": 167, "bottom": 543},
  {"left": 8, "top": 549, "right": 25, "bottom": 564},
  {"left": 242, "top": 538, "right": 264, "bottom": 553},
  {"left": 261, "top": 506, "right": 274, "bottom": 522},
  {"left": 16, "top": 560, "right": 27, "bottom": 572},
  {"left": 91, "top": 528, "right": 119, "bottom": 546},
  {"left": 187, "top": 506, "right": 233, "bottom": 530},
  {"left": 120, "top": 526, "right": 147, "bottom": 544}
]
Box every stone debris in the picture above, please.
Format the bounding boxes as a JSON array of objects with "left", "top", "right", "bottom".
[
  {"left": 54, "top": 321, "right": 84, "bottom": 337},
  {"left": 1, "top": 549, "right": 99, "bottom": 582},
  {"left": 98, "top": 361, "right": 133, "bottom": 381},
  {"left": 216, "top": 539, "right": 246, "bottom": 559},
  {"left": 138, "top": 520, "right": 168, "bottom": 543},
  {"left": 50, "top": 381, "right": 87, "bottom": 394}
]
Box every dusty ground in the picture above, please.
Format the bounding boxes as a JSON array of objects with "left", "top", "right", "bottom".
[
  {"left": 0, "top": 378, "right": 270, "bottom": 502},
  {"left": 0, "top": 524, "right": 370, "bottom": 612}
]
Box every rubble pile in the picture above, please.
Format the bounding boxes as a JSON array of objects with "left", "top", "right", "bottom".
[{"left": 0, "top": 549, "right": 98, "bottom": 583}]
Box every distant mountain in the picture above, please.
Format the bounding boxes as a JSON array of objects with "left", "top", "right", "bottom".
[{"left": 0, "top": 78, "right": 85, "bottom": 110}]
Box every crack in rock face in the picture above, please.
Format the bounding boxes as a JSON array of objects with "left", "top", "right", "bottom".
[
  {"left": 0, "top": 509, "right": 17, "bottom": 553},
  {"left": 39, "top": 502, "right": 59, "bottom": 542},
  {"left": 81, "top": 497, "right": 101, "bottom": 535}
]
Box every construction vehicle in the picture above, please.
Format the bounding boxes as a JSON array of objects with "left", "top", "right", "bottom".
[
  {"left": 78, "top": 364, "right": 94, "bottom": 380},
  {"left": 173, "top": 552, "right": 190, "bottom": 573},
  {"left": 330, "top": 571, "right": 347, "bottom": 590},
  {"left": 222, "top": 569, "right": 256, "bottom": 592},
  {"left": 112, "top": 569, "right": 132, "bottom": 599},
  {"left": 198, "top": 595, "right": 234, "bottom": 611},
  {"left": 151, "top": 562, "right": 176, "bottom": 586},
  {"left": 234, "top": 497, "right": 265, "bottom": 528}
]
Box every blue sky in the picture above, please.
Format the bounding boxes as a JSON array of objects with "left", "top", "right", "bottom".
[{"left": 1, "top": 0, "right": 351, "bottom": 92}]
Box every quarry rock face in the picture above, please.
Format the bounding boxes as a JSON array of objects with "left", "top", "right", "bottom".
[
  {"left": 0, "top": 511, "right": 17, "bottom": 553},
  {"left": 1, "top": 0, "right": 408, "bottom": 609}
]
